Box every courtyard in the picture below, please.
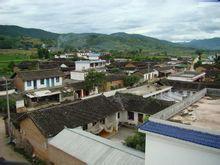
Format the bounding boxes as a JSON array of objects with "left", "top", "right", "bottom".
[{"left": 108, "top": 125, "right": 136, "bottom": 144}]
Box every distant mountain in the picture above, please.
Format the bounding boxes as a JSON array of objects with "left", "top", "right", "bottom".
[
  {"left": 57, "top": 32, "right": 190, "bottom": 53},
  {"left": 0, "top": 25, "right": 195, "bottom": 56},
  {"left": 180, "top": 38, "right": 220, "bottom": 50},
  {"left": 0, "top": 25, "right": 59, "bottom": 40}
]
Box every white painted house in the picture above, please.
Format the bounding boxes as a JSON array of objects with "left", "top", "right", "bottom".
[
  {"left": 75, "top": 60, "right": 106, "bottom": 71},
  {"left": 134, "top": 69, "right": 159, "bottom": 82},
  {"left": 109, "top": 93, "right": 173, "bottom": 126},
  {"left": 54, "top": 53, "right": 75, "bottom": 59},
  {"left": 167, "top": 71, "right": 205, "bottom": 82},
  {"left": 14, "top": 69, "right": 63, "bottom": 91},
  {"left": 139, "top": 88, "right": 220, "bottom": 165},
  {"left": 70, "top": 71, "right": 87, "bottom": 81},
  {"left": 13, "top": 69, "right": 64, "bottom": 107}
]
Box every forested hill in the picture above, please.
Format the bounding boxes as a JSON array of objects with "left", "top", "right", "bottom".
[
  {"left": 180, "top": 38, "right": 220, "bottom": 50},
  {"left": 0, "top": 25, "right": 59, "bottom": 39},
  {"left": 0, "top": 25, "right": 196, "bottom": 55}
]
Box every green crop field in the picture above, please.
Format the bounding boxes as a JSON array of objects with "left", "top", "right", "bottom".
[{"left": 0, "top": 49, "right": 38, "bottom": 77}]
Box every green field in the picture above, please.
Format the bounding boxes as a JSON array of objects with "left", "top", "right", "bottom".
[{"left": 0, "top": 49, "right": 38, "bottom": 76}]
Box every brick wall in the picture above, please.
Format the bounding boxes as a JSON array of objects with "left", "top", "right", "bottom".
[
  {"left": 48, "top": 145, "right": 86, "bottom": 165},
  {"left": 14, "top": 75, "right": 24, "bottom": 91},
  {"left": 19, "top": 118, "right": 49, "bottom": 160}
]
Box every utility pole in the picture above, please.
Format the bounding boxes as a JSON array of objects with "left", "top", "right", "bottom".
[
  {"left": 4, "top": 77, "right": 12, "bottom": 142},
  {"left": 147, "top": 62, "right": 150, "bottom": 84}
]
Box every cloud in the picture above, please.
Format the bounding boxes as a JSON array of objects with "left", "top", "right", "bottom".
[{"left": 0, "top": 0, "right": 219, "bottom": 41}]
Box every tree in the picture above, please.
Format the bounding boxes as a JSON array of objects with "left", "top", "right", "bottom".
[
  {"left": 37, "top": 47, "right": 50, "bottom": 59},
  {"left": 84, "top": 70, "right": 106, "bottom": 91},
  {"left": 124, "top": 116, "right": 149, "bottom": 152},
  {"left": 123, "top": 75, "right": 140, "bottom": 87},
  {"left": 8, "top": 61, "right": 15, "bottom": 71},
  {"left": 214, "top": 53, "right": 220, "bottom": 64},
  {"left": 124, "top": 132, "right": 146, "bottom": 152},
  {"left": 0, "top": 98, "right": 16, "bottom": 113}
]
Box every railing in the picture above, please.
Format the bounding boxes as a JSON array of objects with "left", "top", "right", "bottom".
[{"left": 152, "top": 88, "right": 207, "bottom": 120}]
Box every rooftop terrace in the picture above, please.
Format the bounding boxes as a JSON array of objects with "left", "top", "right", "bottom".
[
  {"left": 119, "top": 85, "right": 172, "bottom": 98},
  {"left": 169, "top": 96, "right": 220, "bottom": 131}
]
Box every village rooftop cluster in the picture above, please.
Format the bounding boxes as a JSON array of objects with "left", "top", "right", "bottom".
[{"left": 0, "top": 50, "right": 220, "bottom": 165}]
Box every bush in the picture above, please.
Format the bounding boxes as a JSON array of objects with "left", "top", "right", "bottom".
[
  {"left": 0, "top": 98, "right": 16, "bottom": 113},
  {"left": 123, "top": 75, "right": 140, "bottom": 87},
  {"left": 125, "top": 132, "right": 145, "bottom": 152}
]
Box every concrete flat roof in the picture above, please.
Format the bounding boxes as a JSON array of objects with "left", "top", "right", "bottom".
[
  {"left": 169, "top": 96, "right": 220, "bottom": 131},
  {"left": 119, "top": 85, "right": 172, "bottom": 97},
  {"left": 169, "top": 71, "right": 205, "bottom": 78}
]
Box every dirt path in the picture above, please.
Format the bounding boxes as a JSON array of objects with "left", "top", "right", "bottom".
[{"left": 0, "top": 116, "right": 28, "bottom": 163}]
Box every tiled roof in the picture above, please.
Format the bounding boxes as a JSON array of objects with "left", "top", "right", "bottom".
[
  {"left": 109, "top": 93, "right": 173, "bottom": 114},
  {"left": 16, "top": 69, "right": 64, "bottom": 81},
  {"left": 105, "top": 74, "right": 126, "bottom": 82},
  {"left": 28, "top": 95, "right": 121, "bottom": 137},
  {"left": 139, "top": 121, "right": 220, "bottom": 149}
]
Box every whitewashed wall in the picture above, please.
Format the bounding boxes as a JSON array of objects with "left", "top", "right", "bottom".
[
  {"left": 70, "top": 71, "right": 86, "bottom": 81},
  {"left": 24, "top": 77, "right": 62, "bottom": 91},
  {"left": 119, "top": 111, "right": 139, "bottom": 125},
  {"left": 75, "top": 62, "right": 90, "bottom": 71},
  {"left": 145, "top": 132, "right": 220, "bottom": 165}
]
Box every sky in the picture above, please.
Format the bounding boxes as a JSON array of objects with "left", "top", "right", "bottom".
[{"left": 0, "top": 0, "right": 220, "bottom": 42}]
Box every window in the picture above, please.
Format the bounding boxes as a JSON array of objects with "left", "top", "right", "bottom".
[
  {"left": 40, "top": 79, "right": 45, "bottom": 85},
  {"left": 83, "top": 124, "right": 88, "bottom": 130},
  {"left": 128, "top": 111, "right": 134, "bottom": 120},
  {"left": 27, "top": 81, "right": 32, "bottom": 87},
  {"left": 55, "top": 77, "right": 59, "bottom": 83},
  {"left": 100, "top": 119, "right": 105, "bottom": 124},
  {"left": 93, "top": 122, "right": 97, "bottom": 126},
  {"left": 118, "top": 112, "right": 120, "bottom": 119}
]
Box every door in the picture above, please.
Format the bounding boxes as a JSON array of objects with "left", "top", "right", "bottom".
[
  {"left": 46, "top": 78, "right": 50, "bottom": 87},
  {"left": 33, "top": 80, "right": 37, "bottom": 89},
  {"left": 138, "top": 113, "right": 143, "bottom": 123},
  {"left": 51, "top": 78, "right": 55, "bottom": 87}
]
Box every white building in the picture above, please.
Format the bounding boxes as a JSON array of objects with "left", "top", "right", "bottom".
[
  {"left": 109, "top": 92, "right": 173, "bottom": 126},
  {"left": 76, "top": 52, "right": 101, "bottom": 60},
  {"left": 75, "top": 60, "right": 106, "bottom": 71},
  {"left": 54, "top": 53, "right": 75, "bottom": 59},
  {"left": 14, "top": 69, "right": 63, "bottom": 91},
  {"left": 134, "top": 69, "right": 159, "bottom": 82},
  {"left": 139, "top": 88, "right": 220, "bottom": 165},
  {"left": 167, "top": 71, "right": 206, "bottom": 82},
  {"left": 70, "top": 71, "right": 87, "bottom": 81},
  {"left": 119, "top": 84, "right": 172, "bottom": 99},
  {"left": 13, "top": 69, "right": 63, "bottom": 107}
]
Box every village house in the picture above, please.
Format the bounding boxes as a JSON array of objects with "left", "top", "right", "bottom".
[
  {"left": 5, "top": 95, "right": 121, "bottom": 161},
  {"left": 107, "top": 61, "right": 157, "bottom": 74},
  {"left": 154, "top": 66, "right": 175, "bottom": 77},
  {"left": 139, "top": 88, "right": 220, "bottom": 165},
  {"left": 108, "top": 93, "right": 173, "bottom": 125},
  {"left": 103, "top": 74, "right": 126, "bottom": 91},
  {"left": 48, "top": 128, "right": 145, "bottom": 165},
  {"left": 12, "top": 69, "right": 64, "bottom": 107},
  {"left": 70, "top": 70, "right": 87, "bottom": 81},
  {"left": 133, "top": 69, "right": 159, "bottom": 82},
  {"left": 167, "top": 71, "right": 206, "bottom": 82},
  {"left": 13, "top": 69, "right": 63, "bottom": 92},
  {"left": 64, "top": 80, "right": 90, "bottom": 98},
  {"left": 76, "top": 51, "right": 91, "bottom": 59},
  {"left": 75, "top": 60, "right": 106, "bottom": 71},
  {"left": 54, "top": 53, "right": 75, "bottom": 59}
]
